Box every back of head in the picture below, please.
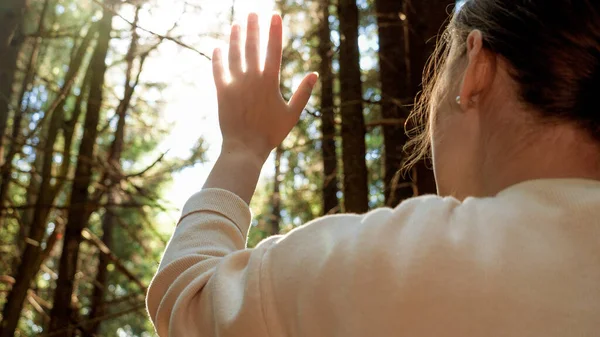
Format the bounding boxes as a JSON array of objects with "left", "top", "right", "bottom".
[
  {"left": 408, "top": 0, "right": 600, "bottom": 165},
  {"left": 455, "top": 0, "right": 600, "bottom": 139}
]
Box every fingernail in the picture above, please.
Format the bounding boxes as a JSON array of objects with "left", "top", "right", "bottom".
[
  {"left": 310, "top": 72, "right": 319, "bottom": 86},
  {"left": 271, "top": 14, "right": 281, "bottom": 26},
  {"left": 248, "top": 12, "right": 258, "bottom": 23}
]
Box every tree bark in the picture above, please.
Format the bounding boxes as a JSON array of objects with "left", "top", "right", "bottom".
[
  {"left": 0, "top": 0, "right": 26, "bottom": 165},
  {"left": 407, "top": 0, "right": 452, "bottom": 96},
  {"left": 0, "top": 25, "right": 97, "bottom": 337},
  {"left": 268, "top": 146, "right": 283, "bottom": 236},
  {"left": 86, "top": 8, "right": 142, "bottom": 335},
  {"left": 47, "top": 2, "right": 114, "bottom": 334},
  {"left": 375, "top": 0, "right": 415, "bottom": 207},
  {"left": 317, "top": 0, "right": 339, "bottom": 215},
  {"left": 338, "top": 0, "right": 369, "bottom": 213},
  {"left": 0, "top": 0, "right": 50, "bottom": 239},
  {"left": 407, "top": 0, "right": 453, "bottom": 195}
]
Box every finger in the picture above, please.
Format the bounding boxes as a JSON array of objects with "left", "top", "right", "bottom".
[
  {"left": 264, "top": 14, "right": 283, "bottom": 80},
  {"left": 212, "top": 48, "right": 226, "bottom": 89},
  {"left": 288, "top": 72, "right": 319, "bottom": 117},
  {"left": 245, "top": 13, "right": 260, "bottom": 73},
  {"left": 229, "top": 24, "right": 243, "bottom": 78}
]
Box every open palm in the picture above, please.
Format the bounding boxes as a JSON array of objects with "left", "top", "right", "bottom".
[{"left": 212, "top": 13, "right": 318, "bottom": 159}]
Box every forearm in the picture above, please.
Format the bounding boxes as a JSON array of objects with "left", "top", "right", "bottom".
[
  {"left": 147, "top": 188, "right": 262, "bottom": 336},
  {"left": 203, "top": 145, "right": 267, "bottom": 204}
]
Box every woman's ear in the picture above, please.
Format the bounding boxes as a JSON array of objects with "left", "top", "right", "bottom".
[{"left": 459, "top": 30, "right": 496, "bottom": 111}]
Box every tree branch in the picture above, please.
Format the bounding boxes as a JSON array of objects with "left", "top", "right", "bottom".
[
  {"left": 365, "top": 118, "right": 407, "bottom": 128},
  {"left": 90, "top": 0, "right": 211, "bottom": 60},
  {"left": 39, "top": 302, "right": 146, "bottom": 337},
  {"left": 126, "top": 151, "right": 169, "bottom": 178},
  {"left": 81, "top": 228, "right": 147, "bottom": 292}
]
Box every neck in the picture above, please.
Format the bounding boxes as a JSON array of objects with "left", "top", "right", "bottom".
[{"left": 481, "top": 124, "right": 600, "bottom": 197}]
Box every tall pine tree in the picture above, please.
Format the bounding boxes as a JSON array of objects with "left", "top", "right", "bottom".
[{"left": 339, "top": 0, "right": 369, "bottom": 213}]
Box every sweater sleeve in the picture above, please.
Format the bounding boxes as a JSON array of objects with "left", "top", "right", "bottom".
[{"left": 146, "top": 188, "right": 461, "bottom": 337}]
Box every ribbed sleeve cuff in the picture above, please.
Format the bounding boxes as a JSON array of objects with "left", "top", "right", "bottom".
[{"left": 179, "top": 188, "right": 252, "bottom": 234}]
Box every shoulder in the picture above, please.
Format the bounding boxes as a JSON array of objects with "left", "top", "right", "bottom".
[
  {"left": 257, "top": 195, "right": 498, "bottom": 334},
  {"left": 261, "top": 194, "right": 471, "bottom": 248},
  {"left": 259, "top": 195, "right": 474, "bottom": 278},
  {"left": 310, "top": 194, "right": 464, "bottom": 230}
]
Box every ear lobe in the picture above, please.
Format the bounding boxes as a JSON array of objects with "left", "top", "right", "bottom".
[{"left": 459, "top": 30, "right": 495, "bottom": 109}]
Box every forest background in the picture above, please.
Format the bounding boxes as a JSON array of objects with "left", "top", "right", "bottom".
[{"left": 0, "top": 0, "right": 458, "bottom": 335}]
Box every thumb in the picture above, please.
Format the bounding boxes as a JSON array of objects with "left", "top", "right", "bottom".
[{"left": 288, "top": 72, "right": 319, "bottom": 117}]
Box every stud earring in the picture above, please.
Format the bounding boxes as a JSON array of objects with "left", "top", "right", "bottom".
[{"left": 456, "top": 96, "right": 461, "bottom": 104}]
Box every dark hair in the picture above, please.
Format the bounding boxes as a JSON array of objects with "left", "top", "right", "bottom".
[{"left": 405, "top": 0, "right": 600, "bottom": 167}]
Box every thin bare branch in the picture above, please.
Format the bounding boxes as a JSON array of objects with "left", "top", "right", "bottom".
[
  {"left": 81, "top": 228, "right": 147, "bottom": 292},
  {"left": 39, "top": 302, "right": 146, "bottom": 337},
  {"left": 126, "top": 151, "right": 169, "bottom": 178},
  {"left": 90, "top": 0, "right": 211, "bottom": 60},
  {"left": 365, "top": 118, "right": 407, "bottom": 128}
]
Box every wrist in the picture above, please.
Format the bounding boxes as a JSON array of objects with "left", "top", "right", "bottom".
[
  {"left": 203, "top": 148, "right": 265, "bottom": 204},
  {"left": 220, "top": 140, "right": 271, "bottom": 165},
  {"left": 219, "top": 147, "right": 267, "bottom": 171}
]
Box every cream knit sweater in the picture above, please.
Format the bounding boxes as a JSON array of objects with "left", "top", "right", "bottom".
[{"left": 146, "top": 179, "right": 600, "bottom": 336}]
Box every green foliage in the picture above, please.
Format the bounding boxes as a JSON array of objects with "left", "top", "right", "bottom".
[
  {"left": 1, "top": 0, "right": 442, "bottom": 334},
  {"left": 0, "top": 0, "right": 203, "bottom": 335}
]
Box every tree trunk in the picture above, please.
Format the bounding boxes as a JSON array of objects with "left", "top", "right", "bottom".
[
  {"left": 407, "top": 0, "right": 453, "bottom": 195},
  {"left": 269, "top": 146, "right": 283, "bottom": 236},
  {"left": 0, "top": 0, "right": 50, "bottom": 239},
  {"left": 338, "top": 0, "right": 369, "bottom": 213},
  {"left": 47, "top": 2, "right": 114, "bottom": 333},
  {"left": 407, "top": 0, "right": 452, "bottom": 95},
  {"left": 85, "top": 193, "right": 116, "bottom": 335},
  {"left": 375, "top": 0, "right": 415, "bottom": 207},
  {"left": 86, "top": 8, "right": 141, "bottom": 334},
  {"left": 0, "top": 25, "right": 97, "bottom": 337},
  {"left": 14, "top": 61, "right": 89, "bottom": 274},
  {"left": 317, "top": 0, "right": 339, "bottom": 215},
  {"left": 0, "top": 0, "right": 26, "bottom": 165}
]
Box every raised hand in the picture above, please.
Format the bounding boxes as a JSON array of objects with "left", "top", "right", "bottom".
[{"left": 212, "top": 13, "right": 318, "bottom": 161}]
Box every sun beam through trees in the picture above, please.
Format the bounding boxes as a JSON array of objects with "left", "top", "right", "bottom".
[{"left": 0, "top": 0, "right": 453, "bottom": 335}]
